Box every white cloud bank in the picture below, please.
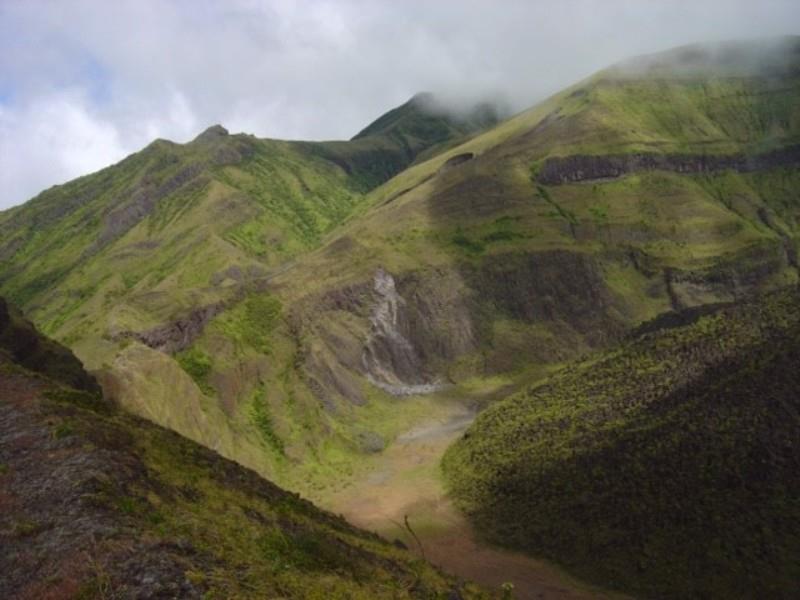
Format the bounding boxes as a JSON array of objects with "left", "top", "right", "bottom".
[{"left": 1, "top": 0, "right": 798, "bottom": 209}]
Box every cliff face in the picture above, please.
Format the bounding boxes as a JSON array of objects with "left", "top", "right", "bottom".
[
  {"left": 361, "top": 268, "right": 444, "bottom": 395},
  {"left": 299, "top": 251, "right": 629, "bottom": 402},
  {"left": 299, "top": 233, "right": 793, "bottom": 404},
  {"left": 536, "top": 145, "right": 800, "bottom": 185}
]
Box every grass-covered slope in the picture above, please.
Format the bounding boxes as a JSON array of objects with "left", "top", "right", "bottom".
[
  {"left": 3, "top": 36, "right": 800, "bottom": 508},
  {"left": 0, "top": 128, "right": 358, "bottom": 339},
  {"left": 443, "top": 286, "right": 800, "bottom": 598},
  {"left": 274, "top": 36, "right": 800, "bottom": 387},
  {"left": 0, "top": 95, "right": 499, "bottom": 495},
  {"left": 0, "top": 298, "right": 486, "bottom": 599},
  {"left": 296, "top": 92, "right": 502, "bottom": 191},
  {"left": 0, "top": 93, "right": 494, "bottom": 341}
]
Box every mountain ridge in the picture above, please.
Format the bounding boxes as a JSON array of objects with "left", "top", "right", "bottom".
[{"left": 1, "top": 41, "right": 799, "bottom": 589}]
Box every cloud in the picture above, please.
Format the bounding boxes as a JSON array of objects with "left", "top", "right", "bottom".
[
  {"left": 0, "top": 89, "right": 125, "bottom": 206},
  {"left": 1, "top": 0, "right": 798, "bottom": 209}
]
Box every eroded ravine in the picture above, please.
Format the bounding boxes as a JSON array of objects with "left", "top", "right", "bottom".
[{"left": 327, "top": 394, "right": 629, "bottom": 600}]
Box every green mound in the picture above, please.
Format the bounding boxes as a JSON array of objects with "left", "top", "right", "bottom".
[{"left": 443, "top": 286, "right": 800, "bottom": 598}]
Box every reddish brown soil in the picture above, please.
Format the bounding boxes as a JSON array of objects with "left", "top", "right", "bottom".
[{"left": 329, "top": 403, "right": 629, "bottom": 600}]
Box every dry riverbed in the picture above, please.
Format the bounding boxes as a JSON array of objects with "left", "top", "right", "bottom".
[{"left": 326, "top": 395, "right": 628, "bottom": 600}]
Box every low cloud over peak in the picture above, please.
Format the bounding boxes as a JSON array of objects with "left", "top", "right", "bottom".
[{"left": 1, "top": 0, "right": 798, "bottom": 209}]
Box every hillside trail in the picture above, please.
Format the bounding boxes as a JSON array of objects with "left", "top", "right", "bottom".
[{"left": 328, "top": 396, "right": 628, "bottom": 600}]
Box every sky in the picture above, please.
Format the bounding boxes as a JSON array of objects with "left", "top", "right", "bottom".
[{"left": 1, "top": 0, "right": 799, "bottom": 210}]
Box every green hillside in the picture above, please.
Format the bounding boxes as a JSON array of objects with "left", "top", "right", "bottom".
[
  {"left": 443, "top": 286, "right": 800, "bottom": 598},
  {"left": 297, "top": 92, "right": 502, "bottom": 191},
  {"left": 0, "top": 297, "right": 487, "bottom": 599},
  {"left": 1, "top": 36, "right": 799, "bottom": 517},
  {"left": 0, "top": 96, "right": 499, "bottom": 493},
  {"left": 275, "top": 36, "right": 800, "bottom": 390}
]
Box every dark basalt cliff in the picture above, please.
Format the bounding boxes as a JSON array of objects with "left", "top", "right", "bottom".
[{"left": 536, "top": 145, "right": 800, "bottom": 185}]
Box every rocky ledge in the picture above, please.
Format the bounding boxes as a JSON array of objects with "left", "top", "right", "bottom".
[{"left": 536, "top": 144, "right": 800, "bottom": 185}]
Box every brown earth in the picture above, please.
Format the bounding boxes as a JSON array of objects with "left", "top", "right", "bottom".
[{"left": 328, "top": 397, "right": 631, "bottom": 600}]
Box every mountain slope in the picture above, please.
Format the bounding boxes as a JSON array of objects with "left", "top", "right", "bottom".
[
  {"left": 0, "top": 297, "right": 487, "bottom": 599},
  {"left": 0, "top": 96, "right": 500, "bottom": 492},
  {"left": 273, "top": 36, "right": 800, "bottom": 394},
  {"left": 442, "top": 286, "right": 800, "bottom": 598},
  {"left": 2, "top": 36, "right": 800, "bottom": 505},
  {"left": 297, "top": 92, "right": 502, "bottom": 191}
]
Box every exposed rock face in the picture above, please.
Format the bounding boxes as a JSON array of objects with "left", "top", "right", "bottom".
[
  {"left": 536, "top": 145, "right": 800, "bottom": 185},
  {"left": 112, "top": 301, "right": 228, "bottom": 354},
  {"left": 93, "top": 163, "right": 207, "bottom": 253},
  {"left": 400, "top": 272, "right": 476, "bottom": 365},
  {"left": 439, "top": 152, "right": 475, "bottom": 173},
  {"left": 361, "top": 268, "right": 445, "bottom": 396}
]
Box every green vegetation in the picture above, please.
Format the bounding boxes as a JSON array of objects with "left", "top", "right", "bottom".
[
  {"left": 1, "top": 42, "right": 800, "bottom": 598},
  {"left": 536, "top": 185, "right": 578, "bottom": 226},
  {"left": 444, "top": 286, "right": 800, "bottom": 599},
  {"left": 176, "top": 347, "right": 215, "bottom": 395},
  {"left": 0, "top": 296, "right": 487, "bottom": 599},
  {"left": 250, "top": 384, "right": 285, "bottom": 454},
  {"left": 242, "top": 295, "right": 282, "bottom": 351},
  {"left": 452, "top": 228, "right": 486, "bottom": 254}
]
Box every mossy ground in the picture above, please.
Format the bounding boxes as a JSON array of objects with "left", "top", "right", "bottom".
[{"left": 443, "top": 286, "right": 800, "bottom": 599}]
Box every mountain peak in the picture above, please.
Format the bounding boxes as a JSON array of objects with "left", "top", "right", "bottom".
[
  {"left": 607, "top": 35, "right": 800, "bottom": 79},
  {"left": 351, "top": 92, "right": 500, "bottom": 141},
  {"left": 408, "top": 91, "right": 437, "bottom": 107},
  {"left": 193, "top": 124, "right": 229, "bottom": 143}
]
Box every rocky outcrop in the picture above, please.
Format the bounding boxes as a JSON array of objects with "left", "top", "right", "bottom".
[
  {"left": 92, "top": 163, "right": 207, "bottom": 253},
  {"left": 438, "top": 152, "right": 475, "bottom": 173},
  {"left": 309, "top": 254, "right": 625, "bottom": 399},
  {"left": 536, "top": 145, "right": 800, "bottom": 185},
  {"left": 361, "top": 268, "right": 445, "bottom": 396},
  {"left": 112, "top": 301, "right": 227, "bottom": 354}
]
